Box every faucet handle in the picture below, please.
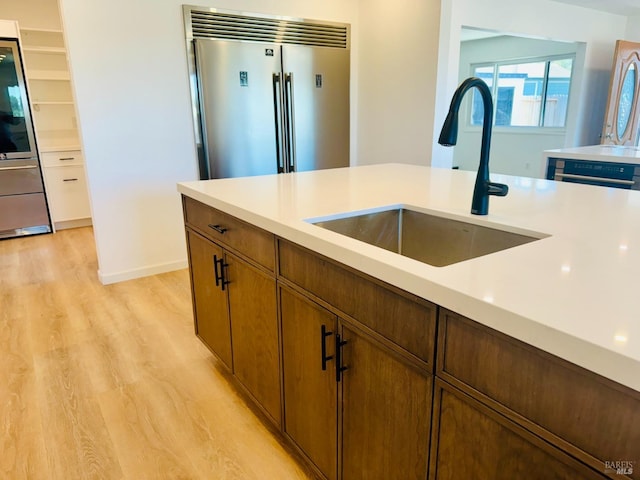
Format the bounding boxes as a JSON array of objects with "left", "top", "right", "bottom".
[{"left": 487, "top": 182, "right": 509, "bottom": 197}]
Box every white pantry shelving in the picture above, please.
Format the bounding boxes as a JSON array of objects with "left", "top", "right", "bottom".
[{"left": 19, "top": 24, "right": 91, "bottom": 229}]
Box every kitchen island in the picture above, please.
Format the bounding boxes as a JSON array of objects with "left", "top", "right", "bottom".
[
  {"left": 178, "top": 164, "right": 639, "bottom": 480},
  {"left": 545, "top": 145, "right": 640, "bottom": 190}
]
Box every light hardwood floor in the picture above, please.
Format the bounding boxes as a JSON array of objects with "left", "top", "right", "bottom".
[{"left": 0, "top": 227, "right": 313, "bottom": 480}]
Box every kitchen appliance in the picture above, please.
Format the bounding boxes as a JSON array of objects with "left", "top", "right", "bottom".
[
  {"left": 546, "top": 157, "right": 640, "bottom": 190},
  {"left": 0, "top": 38, "right": 51, "bottom": 239},
  {"left": 184, "top": 6, "right": 350, "bottom": 179}
]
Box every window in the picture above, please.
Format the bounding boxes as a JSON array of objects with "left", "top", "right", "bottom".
[{"left": 470, "top": 56, "right": 573, "bottom": 128}]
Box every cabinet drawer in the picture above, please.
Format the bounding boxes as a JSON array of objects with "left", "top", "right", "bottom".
[
  {"left": 0, "top": 193, "right": 49, "bottom": 231},
  {"left": 278, "top": 239, "right": 436, "bottom": 366},
  {"left": 43, "top": 165, "right": 91, "bottom": 221},
  {"left": 182, "top": 196, "right": 275, "bottom": 272},
  {"left": 0, "top": 164, "right": 43, "bottom": 195},
  {"left": 438, "top": 310, "right": 640, "bottom": 477},
  {"left": 40, "top": 150, "right": 83, "bottom": 167},
  {"left": 430, "top": 379, "right": 606, "bottom": 479}
]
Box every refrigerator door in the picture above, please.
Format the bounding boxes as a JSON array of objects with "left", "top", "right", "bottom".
[
  {"left": 282, "top": 45, "right": 350, "bottom": 173},
  {"left": 195, "top": 39, "right": 282, "bottom": 179},
  {"left": 0, "top": 39, "right": 38, "bottom": 161}
]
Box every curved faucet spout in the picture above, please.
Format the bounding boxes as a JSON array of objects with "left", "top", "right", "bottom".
[{"left": 438, "top": 77, "right": 508, "bottom": 216}]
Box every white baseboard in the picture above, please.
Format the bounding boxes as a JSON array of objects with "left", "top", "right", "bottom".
[
  {"left": 98, "top": 259, "right": 188, "bottom": 285},
  {"left": 54, "top": 218, "right": 93, "bottom": 231}
]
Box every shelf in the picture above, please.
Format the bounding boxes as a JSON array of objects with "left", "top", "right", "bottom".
[
  {"left": 37, "top": 129, "right": 80, "bottom": 150},
  {"left": 23, "top": 46, "right": 66, "bottom": 54},
  {"left": 27, "top": 70, "right": 70, "bottom": 81},
  {"left": 39, "top": 144, "right": 82, "bottom": 153},
  {"left": 32, "top": 101, "right": 74, "bottom": 106},
  {"left": 19, "top": 28, "right": 65, "bottom": 50},
  {"left": 20, "top": 27, "right": 63, "bottom": 34}
]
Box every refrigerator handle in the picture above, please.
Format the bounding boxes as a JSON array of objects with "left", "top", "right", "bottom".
[
  {"left": 284, "top": 73, "right": 297, "bottom": 173},
  {"left": 272, "top": 73, "right": 286, "bottom": 174}
]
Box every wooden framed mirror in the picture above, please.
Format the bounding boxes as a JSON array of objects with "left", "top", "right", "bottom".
[{"left": 602, "top": 40, "right": 640, "bottom": 145}]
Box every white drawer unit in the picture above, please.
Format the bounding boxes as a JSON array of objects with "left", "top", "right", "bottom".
[
  {"left": 41, "top": 150, "right": 84, "bottom": 167},
  {"left": 42, "top": 164, "right": 91, "bottom": 225}
]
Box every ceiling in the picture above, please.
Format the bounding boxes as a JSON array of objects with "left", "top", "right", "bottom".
[{"left": 552, "top": 0, "right": 640, "bottom": 16}]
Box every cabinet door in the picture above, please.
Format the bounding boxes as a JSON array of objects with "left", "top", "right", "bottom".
[
  {"left": 226, "top": 253, "right": 281, "bottom": 424},
  {"left": 341, "top": 323, "right": 432, "bottom": 480},
  {"left": 186, "top": 230, "right": 232, "bottom": 369},
  {"left": 280, "top": 287, "right": 337, "bottom": 480},
  {"left": 43, "top": 165, "right": 91, "bottom": 221},
  {"left": 430, "top": 380, "right": 606, "bottom": 480}
]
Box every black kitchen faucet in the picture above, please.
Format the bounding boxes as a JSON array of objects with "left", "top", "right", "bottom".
[{"left": 439, "top": 77, "right": 508, "bottom": 215}]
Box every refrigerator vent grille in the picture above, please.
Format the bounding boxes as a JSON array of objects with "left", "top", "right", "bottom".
[{"left": 190, "top": 11, "right": 348, "bottom": 49}]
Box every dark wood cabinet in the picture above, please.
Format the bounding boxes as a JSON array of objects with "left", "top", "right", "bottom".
[
  {"left": 183, "top": 196, "right": 639, "bottom": 480},
  {"left": 341, "top": 323, "right": 432, "bottom": 480},
  {"left": 280, "top": 285, "right": 433, "bottom": 480},
  {"left": 430, "top": 380, "right": 605, "bottom": 480},
  {"left": 436, "top": 309, "right": 640, "bottom": 479},
  {"left": 226, "top": 253, "right": 280, "bottom": 424},
  {"left": 184, "top": 198, "right": 281, "bottom": 426},
  {"left": 186, "top": 229, "right": 232, "bottom": 369},
  {"left": 278, "top": 240, "right": 437, "bottom": 366},
  {"left": 183, "top": 195, "right": 275, "bottom": 271},
  {"left": 279, "top": 284, "right": 433, "bottom": 480},
  {"left": 280, "top": 287, "right": 338, "bottom": 480}
]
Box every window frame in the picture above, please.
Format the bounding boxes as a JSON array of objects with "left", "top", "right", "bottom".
[{"left": 468, "top": 53, "right": 575, "bottom": 131}]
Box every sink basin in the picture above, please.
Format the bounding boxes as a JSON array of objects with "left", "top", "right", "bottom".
[{"left": 309, "top": 206, "right": 545, "bottom": 267}]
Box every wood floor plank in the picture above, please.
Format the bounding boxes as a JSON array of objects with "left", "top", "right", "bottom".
[
  {"left": 0, "top": 227, "right": 312, "bottom": 479},
  {"left": 0, "top": 310, "right": 48, "bottom": 480},
  {"left": 33, "top": 345, "right": 123, "bottom": 479},
  {"left": 97, "top": 380, "right": 198, "bottom": 479}
]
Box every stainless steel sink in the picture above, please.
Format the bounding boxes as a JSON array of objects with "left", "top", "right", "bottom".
[{"left": 309, "top": 207, "right": 544, "bottom": 267}]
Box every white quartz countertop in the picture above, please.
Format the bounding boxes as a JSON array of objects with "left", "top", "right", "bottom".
[
  {"left": 545, "top": 145, "right": 640, "bottom": 164},
  {"left": 178, "top": 164, "right": 640, "bottom": 391}
]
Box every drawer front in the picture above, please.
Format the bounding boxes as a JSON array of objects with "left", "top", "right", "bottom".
[
  {"left": 0, "top": 164, "right": 44, "bottom": 195},
  {"left": 278, "top": 239, "right": 436, "bottom": 366},
  {"left": 438, "top": 310, "right": 640, "bottom": 477},
  {"left": 183, "top": 196, "right": 275, "bottom": 271},
  {"left": 43, "top": 166, "right": 91, "bottom": 221},
  {"left": 40, "top": 150, "right": 83, "bottom": 167},
  {"left": 0, "top": 193, "right": 50, "bottom": 231},
  {"left": 430, "top": 380, "right": 606, "bottom": 480}
]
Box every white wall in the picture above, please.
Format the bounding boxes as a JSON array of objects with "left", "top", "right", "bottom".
[
  {"left": 626, "top": 16, "right": 640, "bottom": 41},
  {"left": 455, "top": 35, "right": 582, "bottom": 177},
  {"left": 58, "top": 0, "right": 358, "bottom": 284},
  {"left": 434, "top": 0, "right": 629, "bottom": 169},
  {"left": 355, "top": 0, "right": 441, "bottom": 167}
]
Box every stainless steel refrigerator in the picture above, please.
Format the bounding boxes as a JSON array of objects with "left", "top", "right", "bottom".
[
  {"left": 185, "top": 7, "right": 350, "bottom": 179},
  {"left": 0, "top": 38, "right": 51, "bottom": 239}
]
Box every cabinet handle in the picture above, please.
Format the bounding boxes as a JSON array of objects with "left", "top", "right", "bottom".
[
  {"left": 59, "top": 157, "right": 75, "bottom": 161},
  {"left": 213, "top": 254, "right": 223, "bottom": 287},
  {"left": 0, "top": 165, "right": 37, "bottom": 171},
  {"left": 320, "top": 325, "right": 334, "bottom": 371},
  {"left": 208, "top": 224, "right": 227, "bottom": 234},
  {"left": 335, "top": 333, "right": 348, "bottom": 382},
  {"left": 213, "top": 254, "right": 230, "bottom": 291},
  {"left": 63, "top": 178, "right": 78, "bottom": 182},
  {"left": 555, "top": 173, "right": 635, "bottom": 186},
  {"left": 219, "top": 258, "right": 230, "bottom": 291}
]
